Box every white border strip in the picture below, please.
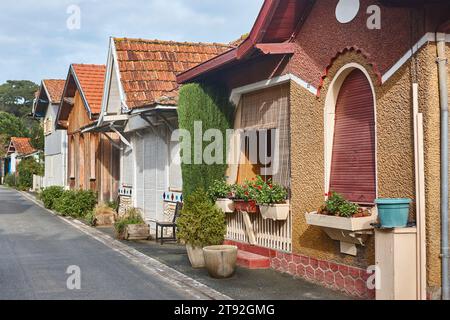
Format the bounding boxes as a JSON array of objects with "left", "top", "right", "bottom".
[
  {"left": 382, "top": 33, "right": 435, "bottom": 83},
  {"left": 230, "top": 73, "right": 318, "bottom": 105}
]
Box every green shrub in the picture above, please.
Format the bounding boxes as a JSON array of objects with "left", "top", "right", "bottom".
[
  {"left": 53, "top": 189, "right": 97, "bottom": 218},
  {"left": 178, "top": 83, "right": 234, "bottom": 198},
  {"left": 177, "top": 189, "right": 226, "bottom": 248},
  {"left": 4, "top": 173, "right": 16, "bottom": 187},
  {"left": 85, "top": 210, "right": 97, "bottom": 227},
  {"left": 16, "top": 158, "right": 43, "bottom": 190},
  {"left": 114, "top": 208, "right": 145, "bottom": 236},
  {"left": 207, "top": 179, "right": 233, "bottom": 202},
  {"left": 39, "top": 186, "right": 65, "bottom": 209}
]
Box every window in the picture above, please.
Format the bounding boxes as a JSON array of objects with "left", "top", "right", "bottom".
[
  {"left": 329, "top": 69, "right": 376, "bottom": 204},
  {"left": 90, "top": 134, "right": 96, "bottom": 180}
]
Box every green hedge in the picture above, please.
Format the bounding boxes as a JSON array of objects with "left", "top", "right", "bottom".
[
  {"left": 39, "top": 186, "right": 65, "bottom": 209},
  {"left": 53, "top": 189, "right": 97, "bottom": 218},
  {"left": 16, "top": 157, "right": 43, "bottom": 190},
  {"left": 4, "top": 173, "right": 16, "bottom": 187},
  {"left": 177, "top": 83, "right": 234, "bottom": 198}
]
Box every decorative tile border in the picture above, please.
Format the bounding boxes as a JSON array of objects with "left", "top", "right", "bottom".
[{"left": 226, "top": 240, "right": 375, "bottom": 299}]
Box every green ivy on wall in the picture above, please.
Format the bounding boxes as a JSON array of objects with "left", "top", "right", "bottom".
[{"left": 177, "top": 83, "right": 234, "bottom": 198}]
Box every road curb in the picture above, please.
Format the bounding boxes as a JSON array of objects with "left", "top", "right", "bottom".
[{"left": 18, "top": 190, "right": 232, "bottom": 301}]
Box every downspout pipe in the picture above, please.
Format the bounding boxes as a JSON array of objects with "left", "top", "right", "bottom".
[{"left": 437, "top": 30, "right": 449, "bottom": 300}]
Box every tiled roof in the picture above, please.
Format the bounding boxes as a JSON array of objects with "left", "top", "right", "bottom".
[
  {"left": 42, "top": 79, "right": 66, "bottom": 104},
  {"left": 10, "top": 137, "right": 36, "bottom": 156},
  {"left": 72, "top": 64, "right": 106, "bottom": 114},
  {"left": 229, "top": 34, "right": 249, "bottom": 47},
  {"left": 113, "top": 38, "right": 232, "bottom": 109}
]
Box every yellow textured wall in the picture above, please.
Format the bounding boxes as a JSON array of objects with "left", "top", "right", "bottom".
[
  {"left": 290, "top": 49, "right": 421, "bottom": 269},
  {"left": 416, "top": 42, "right": 450, "bottom": 289}
]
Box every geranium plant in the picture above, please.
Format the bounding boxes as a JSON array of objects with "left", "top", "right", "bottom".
[
  {"left": 252, "top": 176, "right": 288, "bottom": 205},
  {"left": 233, "top": 181, "right": 256, "bottom": 201},
  {"left": 318, "top": 192, "right": 370, "bottom": 218}
]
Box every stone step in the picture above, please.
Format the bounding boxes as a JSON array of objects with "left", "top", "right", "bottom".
[{"left": 237, "top": 250, "right": 271, "bottom": 269}]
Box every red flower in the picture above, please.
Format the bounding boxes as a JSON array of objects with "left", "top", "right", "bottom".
[
  {"left": 269, "top": 184, "right": 273, "bottom": 189},
  {"left": 258, "top": 186, "right": 262, "bottom": 190},
  {"left": 245, "top": 191, "right": 249, "bottom": 196}
]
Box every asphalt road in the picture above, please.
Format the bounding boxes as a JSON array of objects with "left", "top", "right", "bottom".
[{"left": 0, "top": 187, "right": 195, "bottom": 300}]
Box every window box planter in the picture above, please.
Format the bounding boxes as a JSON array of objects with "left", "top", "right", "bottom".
[
  {"left": 305, "top": 211, "right": 378, "bottom": 256},
  {"left": 234, "top": 200, "right": 258, "bottom": 213},
  {"left": 259, "top": 202, "right": 290, "bottom": 221},
  {"left": 215, "top": 198, "right": 235, "bottom": 214}
]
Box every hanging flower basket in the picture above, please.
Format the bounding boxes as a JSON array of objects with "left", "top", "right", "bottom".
[
  {"left": 259, "top": 202, "right": 290, "bottom": 221},
  {"left": 234, "top": 200, "right": 258, "bottom": 213}
]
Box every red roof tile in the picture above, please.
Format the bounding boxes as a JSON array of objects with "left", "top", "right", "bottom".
[
  {"left": 9, "top": 137, "right": 36, "bottom": 156},
  {"left": 72, "top": 64, "right": 106, "bottom": 114},
  {"left": 42, "top": 79, "right": 66, "bottom": 104},
  {"left": 113, "top": 38, "right": 232, "bottom": 109}
]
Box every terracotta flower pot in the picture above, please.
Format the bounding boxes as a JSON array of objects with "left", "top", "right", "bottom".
[
  {"left": 234, "top": 200, "right": 258, "bottom": 213},
  {"left": 215, "top": 198, "right": 235, "bottom": 213},
  {"left": 186, "top": 244, "right": 205, "bottom": 268},
  {"left": 203, "top": 245, "right": 238, "bottom": 279},
  {"left": 259, "top": 203, "right": 290, "bottom": 221}
]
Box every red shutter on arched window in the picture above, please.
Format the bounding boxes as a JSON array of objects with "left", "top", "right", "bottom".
[{"left": 329, "top": 69, "right": 376, "bottom": 204}]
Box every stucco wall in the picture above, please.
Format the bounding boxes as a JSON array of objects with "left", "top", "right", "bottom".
[
  {"left": 415, "top": 42, "right": 450, "bottom": 290},
  {"left": 290, "top": 48, "right": 421, "bottom": 269}
]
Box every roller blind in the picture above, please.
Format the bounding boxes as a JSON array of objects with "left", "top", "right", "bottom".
[{"left": 330, "top": 69, "right": 376, "bottom": 204}]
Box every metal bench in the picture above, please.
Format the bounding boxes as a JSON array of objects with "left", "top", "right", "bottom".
[{"left": 155, "top": 202, "right": 183, "bottom": 245}]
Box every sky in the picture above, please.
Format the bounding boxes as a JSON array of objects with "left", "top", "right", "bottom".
[{"left": 0, "top": 0, "right": 264, "bottom": 84}]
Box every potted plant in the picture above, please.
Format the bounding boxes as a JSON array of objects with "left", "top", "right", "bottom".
[
  {"left": 233, "top": 181, "right": 258, "bottom": 213},
  {"left": 208, "top": 179, "right": 235, "bottom": 213},
  {"left": 177, "top": 189, "right": 227, "bottom": 268},
  {"left": 253, "top": 176, "right": 290, "bottom": 221},
  {"left": 114, "top": 208, "right": 150, "bottom": 240}
]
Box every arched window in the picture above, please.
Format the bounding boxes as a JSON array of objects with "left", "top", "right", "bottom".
[{"left": 329, "top": 69, "right": 376, "bottom": 204}]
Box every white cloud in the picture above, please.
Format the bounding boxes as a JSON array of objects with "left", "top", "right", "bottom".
[{"left": 0, "top": 0, "right": 263, "bottom": 83}]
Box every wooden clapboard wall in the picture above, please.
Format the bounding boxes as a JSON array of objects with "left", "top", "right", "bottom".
[{"left": 66, "top": 90, "right": 120, "bottom": 203}]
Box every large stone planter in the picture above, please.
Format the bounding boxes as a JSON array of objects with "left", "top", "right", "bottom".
[
  {"left": 215, "top": 198, "right": 235, "bottom": 213},
  {"left": 203, "top": 245, "right": 238, "bottom": 279},
  {"left": 186, "top": 244, "right": 205, "bottom": 268},
  {"left": 259, "top": 203, "right": 290, "bottom": 221}
]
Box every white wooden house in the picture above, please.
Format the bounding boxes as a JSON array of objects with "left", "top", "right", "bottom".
[
  {"left": 93, "top": 37, "right": 230, "bottom": 232},
  {"left": 33, "top": 80, "right": 67, "bottom": 188}
]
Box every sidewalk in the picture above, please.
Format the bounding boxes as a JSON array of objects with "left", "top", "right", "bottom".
[
  {"left": 22, "top": 189, "right": 349, "bottom": 300},
  {"left": 96, "top": 226, "right": 350, "bottom": 300}
]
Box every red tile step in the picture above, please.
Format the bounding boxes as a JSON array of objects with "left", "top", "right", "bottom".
[{"left": 237, "top": 250, "right": 270, "bottom": 269}]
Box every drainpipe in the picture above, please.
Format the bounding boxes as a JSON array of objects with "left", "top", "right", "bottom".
[{"left": 437, "top": 31, "right": 449, "bottom": 300}]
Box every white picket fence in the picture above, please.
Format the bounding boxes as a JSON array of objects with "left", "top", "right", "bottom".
[{"left": 226, "top": 211, "right": 292, "bottom": 252}]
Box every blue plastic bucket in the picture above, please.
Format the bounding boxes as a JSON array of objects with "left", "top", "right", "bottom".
[{"left": 375, "top": 198, "right": 411, "bottom": 228}]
